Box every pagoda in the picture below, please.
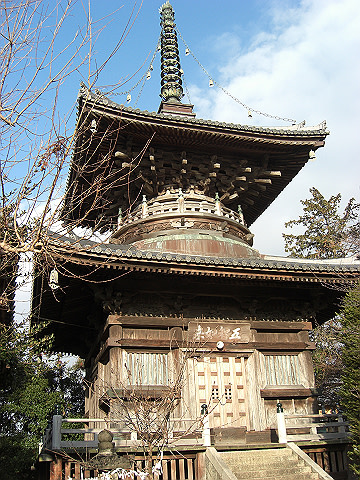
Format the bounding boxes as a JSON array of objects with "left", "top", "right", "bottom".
[{"left": 33, "top": 2, "right": 359, "bottom": 479}]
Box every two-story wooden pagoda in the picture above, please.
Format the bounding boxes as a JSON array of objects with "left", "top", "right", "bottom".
[{"left": 33, "top": 2, "right": 359, "bottom": 479}]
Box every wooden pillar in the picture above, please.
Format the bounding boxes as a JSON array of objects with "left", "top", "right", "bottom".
[
  {"left": 64, "top": 461, "right": 71, "bottom": 479},
  {"left": 74, "top": 462, "right": 80, "bottom": 480},
  {"left": 195, "top": 452, "right": 205, "bottom": 480},
  {"left": 49, "top": 455, "right": 62, "bottom": 480}
]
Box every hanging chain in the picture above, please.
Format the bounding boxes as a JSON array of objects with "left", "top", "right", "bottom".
[
  {"left": 181, "top": 72, "right": 192, "bottom": 105},
  {"left": 101, "top": 36, "right": 161, "bottom": 103},
  {"left": 133, "top": 74, "right": 148, "bottom": 107},
  {"left": 133, "top": 37, "right": 161, "bottom": 106},
  {"left": 176, "top": 27, "right": 297, "bottom": 124}
]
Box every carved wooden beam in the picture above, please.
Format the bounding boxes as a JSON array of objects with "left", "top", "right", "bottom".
[
  {"left": 263, "top": 170, "right": 282, "bottom": 177},
  {"left": 254, "top": 178, "right": 272, "bottom": 184}
]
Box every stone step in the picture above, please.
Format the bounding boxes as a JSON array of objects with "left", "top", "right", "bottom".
[
  {"left": 222, "top": 451, "right": 295, "bottom": 460},
  {"left": 231, "top": 464, "right": 313, "bottom": 478},
  {"left": 221, "top": 451, "right": 298, "bottom": 469},
  {"left": 219, "top": 449, "right": 320, "bottom": 480},
  {"left": 223, "top": 448, "right": 292, "bottom": 456},
  {"left": 223, "top": 459, "right": 302, "bottom": 471},
  {"left": 238, "top": 474, "right": 319, "bottom": 480}
]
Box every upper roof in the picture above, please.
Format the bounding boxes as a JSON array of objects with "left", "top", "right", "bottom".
[
  {"left": 78, "top": 85, "right": 328, "bottom": 138},
  {"left": 62, "top": 86, "right": 328, "bottom": 231}
]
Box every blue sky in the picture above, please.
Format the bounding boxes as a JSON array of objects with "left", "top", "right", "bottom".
[
  {"left": 12, "top": 0, "right": 360, "bottom": 322},
  {"left": 58, "top": 0, "right": 359, "bottom": 256},
  {"left": 8, "top": 0, "right": 357, "bottom": 256},
  {"left": 63, "top": 0, "right": 306, "bottom": 115}
]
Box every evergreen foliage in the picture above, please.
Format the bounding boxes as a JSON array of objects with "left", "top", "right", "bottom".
[
  {"left": 283, "top": 188, "right": 360, "bottom": 474},
  {"left": 0, "top": 320, "right": 84, "bottom": 479},
  {"left": 340, "top": 284, "right": 360, "bottom": 475},
  {"left": 283, "top": 187, "right": 359, "bottom": 259}
]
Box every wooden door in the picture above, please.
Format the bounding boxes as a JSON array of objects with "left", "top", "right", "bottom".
[{"left": 195, "top": 356, "right": 248, "bottom": 429}]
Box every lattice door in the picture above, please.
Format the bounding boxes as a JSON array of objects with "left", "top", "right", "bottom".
[{"left": 195, "top": 356, "right": 248, "bottom": 429}]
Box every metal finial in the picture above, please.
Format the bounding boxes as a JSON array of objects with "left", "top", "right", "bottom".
[{"left": 159, "top": 1, "right": 184, "bottom": 103}]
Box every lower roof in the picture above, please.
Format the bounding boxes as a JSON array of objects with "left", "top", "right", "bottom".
[
  {"left": 42, "top": 233, "right": 360, "bottom": 283},
  {"left": 31, "top": 233, "right": 359, "bottom": 356}
]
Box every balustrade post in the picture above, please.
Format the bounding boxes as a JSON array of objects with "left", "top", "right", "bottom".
[
  {"left": 141, "top": 195, "right": 148, "bottom": 218},
  {"left": 338, "top": 414, "right": 346, "bottom": 435},
  {"left": 201, "top": 404, "right": 211, "bottom": 447},
  {"left": 51, "top": 411, "right": 63, "bottom": 451},
  {"left": 276, "top": 402, "right": 287, "bottom": 444}
]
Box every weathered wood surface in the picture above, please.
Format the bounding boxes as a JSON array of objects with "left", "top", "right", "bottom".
[
  {"left": 84, "top": 311, "right": 318, "bottom": 434},
  {"left": 260, "top": 388, "right": 313, "bottom": 398}
]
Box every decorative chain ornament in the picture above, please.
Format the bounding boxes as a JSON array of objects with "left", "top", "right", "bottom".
[
  {"left": 99, "top": 36, "right": 161, "bottom": 105},
  {"left": 176, "top": 27, "right": 297, "bottom": 124}
]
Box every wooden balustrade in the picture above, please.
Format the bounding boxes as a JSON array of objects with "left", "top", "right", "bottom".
[
  {"left": 276, "top": 410, "right": 349, "bottom": 443},
  {"left": 41, "top": 416, "right": 205, "bottom": 453}
]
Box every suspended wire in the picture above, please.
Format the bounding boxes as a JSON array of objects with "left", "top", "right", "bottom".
[
  {"left": 181, "top": 71, "right": 192, "bottom": 105},
  {"left": 101, "top": 35, "right": 161, "bottom": 105},
  {"left": 175, "top": 27, "right": 297, "bottom": 124},
  {"left": 134, "top": 73, "right": 149, "bottom": 107}
]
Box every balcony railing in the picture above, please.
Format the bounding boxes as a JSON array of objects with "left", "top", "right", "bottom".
[
  {"left": 117, "top": 193, "right": 245, "bottom": 229},
  {"left": 40, "top": 415, "right": 207, "bottom": 453},
  {"left": 276, "top": 405, "right": 349, "bottom": 443}
]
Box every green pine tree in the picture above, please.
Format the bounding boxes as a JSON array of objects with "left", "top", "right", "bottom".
[
  {"left": 340, "top": 284, "right": 360, "bottom": 476},
  {"left": 283, "top": 188, "right": 360, "bottom": 474},
  {"left": 283, "top": 187, "right": 359, "bottom": 259}
]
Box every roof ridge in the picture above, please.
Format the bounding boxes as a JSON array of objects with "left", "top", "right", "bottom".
[{"left": 77, "top": 84, "right": 329, "bottom": 137}]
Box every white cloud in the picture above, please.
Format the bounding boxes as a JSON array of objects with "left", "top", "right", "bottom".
[{"left": 190, "top": 0, "right": 360, "bottom": 255}]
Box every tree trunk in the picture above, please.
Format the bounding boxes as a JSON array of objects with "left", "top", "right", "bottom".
[{"left": 145, "top": 445, "right": 153, "bottom": 480}]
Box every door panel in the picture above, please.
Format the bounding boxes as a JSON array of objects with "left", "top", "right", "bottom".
[{"left": 195, "top": 356, "right": 247, "bottom": 429}]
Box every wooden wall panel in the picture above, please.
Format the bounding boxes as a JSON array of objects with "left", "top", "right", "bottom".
[{"left": 245, "top": 351, "right": 265, "bottom": 431}]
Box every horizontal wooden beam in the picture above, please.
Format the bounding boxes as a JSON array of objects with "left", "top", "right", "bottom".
[
  {"left": 260, "top": 387, "right": 313, "bottom": 398},
  {"left": 263, "top": 170, "right": 281, "bottom": 177},
  {"left": 107, "top": 316, "right": 313, "bottom": 330},
  {"left": 251, "top": 321, "right": 312, "bottom": 331},
  {"left": 254, "top": 178, "right": 272, "bottom": 184}
]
